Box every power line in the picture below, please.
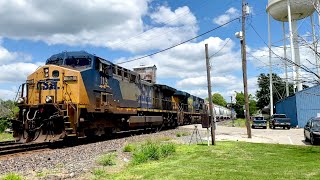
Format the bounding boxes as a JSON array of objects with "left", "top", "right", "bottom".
[
  {"left": 209, "top": 38, "right": 231, "bottom": 59},
  {"left": 111, "top": 0, "right": 228, "bottom": 51},
  {"left": 117, "top": 17, "right": 240, "bottom": 64}
]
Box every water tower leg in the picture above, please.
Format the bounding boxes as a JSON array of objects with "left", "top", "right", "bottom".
[
  {"left": 311, "top": 14, "right": 319, "bottom": 77},
  {"left": 292, "top": 20, "right": 302, "bottom": 91},
  {"left": 282, "top": 22, "right": 289, "bottom": 97},
  {"left": 287, "top": 0, "right": 302, "bottom": 92},
  {"left": 268, "top": 13, "right": 273, "bottom": 116}
]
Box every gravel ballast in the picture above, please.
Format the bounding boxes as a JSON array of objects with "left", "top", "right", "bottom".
[{"left": 0, "top": 128, "right": 194, "bottom": 179}]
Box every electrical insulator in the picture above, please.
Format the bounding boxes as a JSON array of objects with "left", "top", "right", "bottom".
[{"left": 245, "top": 4, "right": 250, "bottom": 15}]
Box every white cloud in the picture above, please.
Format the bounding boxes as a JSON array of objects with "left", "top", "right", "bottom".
[
  {"left": 0, "top": 1, "right": 198, "bottom": 53},
  {"left": 0, "top": 43, "right": 39, "bottom": 100},
  {"left": 248, "top": 43, "right": 319, "bottom": 84},
  {"left": 0, "top": 89, "right": 16, "bottom": 100},
  {"left": 0, "top": 62, "right": 42, "bottom": 83},
  {"left": 117, "top": 37, "right": 240, "bottom": 79},
  {"left": 176, "top": 75, "right": 238, "bottom": 89},
  {"left": 0, "top": 46, "right": 32, "bottom": 64},
  {"left": 213, "top": 7, "right": 240, "bottom": 26},
  {"left": 115, "top": 36, "right": 243, "bottom": 100},
  {"left": 150, "top": 6, "right": 196, "bottom": 26}
]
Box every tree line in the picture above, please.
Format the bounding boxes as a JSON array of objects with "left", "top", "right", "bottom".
[{"left": 208, "top": 73, "right": 294, "bottom": 118}]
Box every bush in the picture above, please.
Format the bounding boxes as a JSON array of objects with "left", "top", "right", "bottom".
[
  {"left": 132, "top": 142, "right": 176, "bottom": 165},
  {"left": 123, "top": 144, "right": 135, "bottom": 152},
  {"left": 1, "top": 173, "right": 22, "bottom": 180},
  {"left": 0, "top": 118, "right": 11, "bottom": 133},
  {"left": 96, "top": 153, "right": 116, "bottom": 166}
]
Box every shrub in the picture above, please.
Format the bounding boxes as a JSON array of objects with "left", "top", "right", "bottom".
[
  {"left": 96, "top": 153, "right": 116, "bottom": 166},
  {"left": 159, "top": 143, "right": 176, "bottom": 158},
  {"left": 0, "top": 118, "right": 11, "bottom": 133},
  {"left": 123, "top": 144, "right": 135, "bottom": 152},
  {"left": 1, "top": 173, "right": 22, "bottom": 180},
  {"left": 132, "top": 142, "right": 160, "bottom": 164},
  {"left": 132, "top": 142, "right": 176, "bottom": 165}
]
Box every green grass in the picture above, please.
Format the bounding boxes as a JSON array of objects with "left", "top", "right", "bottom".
[
  {"left": 123, "top": 144, "right": 135, "bottom": 152},
  {"left": 97, "top": 141, "right": 320, "bottom": 180},
  {"left": 131, "top": 141, "right": 176, "bottom": 165},
  {"left": 0, "top": 133, "right": 14, "bottom": 142},
  {"left": 96, "top": 153, "right": 116, "bottom": 166},
  {"left": 1, "top": 173, "right": 22, "bottom": 180},
  {"left": 92, "top": 169, "right": 109, "bottom": 179}
]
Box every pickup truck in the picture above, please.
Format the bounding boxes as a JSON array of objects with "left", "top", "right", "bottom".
[
  {"left": 251, "top": 116, "right": 267, "bottom": 129},
  {"left": 269, "top": 114, "right": 291, "bottom": 129}
]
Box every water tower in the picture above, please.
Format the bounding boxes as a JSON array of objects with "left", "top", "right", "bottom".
[{"left": 266, "top": 0, "right": 316, "bottom": 115}]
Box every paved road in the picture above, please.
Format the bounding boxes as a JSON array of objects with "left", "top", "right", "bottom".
[{"left": 180, "top": 124, "right": 309, "bottom": 146}]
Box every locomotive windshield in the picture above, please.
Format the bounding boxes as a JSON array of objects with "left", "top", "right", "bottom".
[
  {"left": 46, "top": 58, "right": 63, "bottom": 65},
  {"left": 46, "top": 57, "right": 92, "bottom": 69},
  {"left": 65, "top": 57, "right": 92, "bottom": 68}
]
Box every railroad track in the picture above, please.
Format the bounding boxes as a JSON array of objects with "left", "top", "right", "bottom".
[
  {"left": 0, "top": 141, "right": 50, "bottom": 156},
  {"left": 0, "top": 140, "right": 20, "bottom": 146},
  {"left": 0, "top": 127, "right": 170, "bottom": 156}
]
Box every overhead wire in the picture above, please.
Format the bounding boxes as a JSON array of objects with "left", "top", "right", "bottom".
[{"left": 117, "top": 16, "right": 241, "bottom": 64}]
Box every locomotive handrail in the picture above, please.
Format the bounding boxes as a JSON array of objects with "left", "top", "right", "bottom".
[{"left": 14, "top": 84, "right": 22, "bottom": 102}]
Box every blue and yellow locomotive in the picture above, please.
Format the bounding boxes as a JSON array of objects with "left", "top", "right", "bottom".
[{"left": 12, "top": 51, "right": 208, "bottom": 142}]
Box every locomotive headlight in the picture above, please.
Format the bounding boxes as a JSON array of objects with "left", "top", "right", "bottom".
[
  {"left": 44, "top": 68, "right": 49, "bottom": 78},
  {"left": 17, "top": 97, "right": 24, "bottom": 104},
  {"left": 64, "top": 76, "right": 77, "bottom": 81},
  {"left": 45, "top": 96, "right": 53, "bottom": 103}
]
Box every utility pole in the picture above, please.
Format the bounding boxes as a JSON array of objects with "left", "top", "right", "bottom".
[
  {"left": 230, "top": 96, "right": 234, "bottom": 126},
  {"left": 241, "top": 0, "right": 252, "bottom": 138},
  {"left": 205, "top": 43, "right": 215, "bottom": 145}
]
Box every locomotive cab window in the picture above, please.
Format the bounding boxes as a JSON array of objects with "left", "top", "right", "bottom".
[
  {"left": 112, "top": 65, "right": 116, "bottom": 75},
  {"left": 52, "top": 70, "right": 59, "bottom": 77},
  {"left": 65, "top": 57, "right": 92, "bottom": 69},
  {"left": 124, "top": 69, "right": 128, "bottom": 79},
  {"left": 117, "top": 67, "right": 122, "bottom": 76},
  {"left": 130, "top": 74, "right": 136, "bottom": 83}
]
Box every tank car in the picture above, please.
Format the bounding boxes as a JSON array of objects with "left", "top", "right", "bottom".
[{"left": 12, "top": 51, "right": 208, "bottom": 142}]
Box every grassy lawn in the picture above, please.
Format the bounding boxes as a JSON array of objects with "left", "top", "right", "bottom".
[
  {"left": 98, "top": 141, "right": 320, "bottom": 180},
  {"left": 0, "top": 133, "right": 14, "bottom": 142}
]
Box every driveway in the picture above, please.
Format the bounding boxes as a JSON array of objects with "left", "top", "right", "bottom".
[{"left": 180, "top": 124, "right": 308, "bottom": 146}]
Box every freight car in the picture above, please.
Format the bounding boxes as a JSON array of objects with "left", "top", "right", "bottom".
[
  {"left": 212, "top": 104, "right": 232, "bottom": 121},
  {"left": 12, "top": 51, "right": 208, "bottom": 143}
]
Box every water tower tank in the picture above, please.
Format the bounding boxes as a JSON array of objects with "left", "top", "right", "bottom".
[{"left": 267, "top": 0, "right": 315, "bottom": 22}]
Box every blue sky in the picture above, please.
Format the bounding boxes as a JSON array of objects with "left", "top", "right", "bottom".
[{"left": 0, "top": 0, "right": 318, "bottom": 102}]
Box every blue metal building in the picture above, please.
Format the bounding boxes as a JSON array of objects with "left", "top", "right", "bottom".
[{"left": 275, "top": 85, "right": 320, "bottom": 128}]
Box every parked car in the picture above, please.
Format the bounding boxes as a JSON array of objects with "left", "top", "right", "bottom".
[
  {"left": 251, "top": 116, "right": 267, "bottom": 129},
  {"left": 269, "top": 114, "right": 291, "bottom": 129},
  {"left": 304, "top": 117, "right": 320, "bottom": 145}
]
